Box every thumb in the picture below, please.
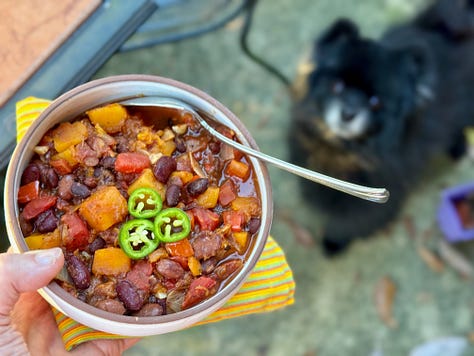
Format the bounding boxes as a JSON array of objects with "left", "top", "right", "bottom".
[{"left": 0, "top": 248, "right": 64, "bottom": 317}]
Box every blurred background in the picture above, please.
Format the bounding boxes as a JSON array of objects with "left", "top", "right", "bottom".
[{"left": 3, "top": 0, "right": 474, "bottom": 354}]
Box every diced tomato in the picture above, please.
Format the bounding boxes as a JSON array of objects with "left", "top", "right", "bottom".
[
  {"left": 225, "top": 159, "right": 250, "bottom": 181},
  {"left": 114, "top": 152, "right": 150, "bottom": 173},
  {"left": 22, "top": 196, "right": 57, "bottom": 220},
  {"left": 218, "top": 179, "right": 237, "bottom": 206},
  {"left": 50, "top": 158, "right": 73, "bottom": 175},
  {"left": 61, "top": 212, "right": 90, "bottom": 251},
  {"left": 18, "top": 180, "right": 39, "bottom": 204},
  {"left": 191, "top": 208, "right": 220, "bottom": 231},
  {"left": 223, "top": 210, "right": 245, "bottom": 232},
  {"left": 182, "top": 276, "right": 217, "bottom": 309},
  {"left": 165, "top": 238, "right": 194, "bottom": 257}
]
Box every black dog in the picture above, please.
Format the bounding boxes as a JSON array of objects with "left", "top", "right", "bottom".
[{"left": 289, "top": 0, "right": 474, "bottom": 256}]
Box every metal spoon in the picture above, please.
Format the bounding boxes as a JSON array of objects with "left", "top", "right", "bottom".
[{"left": 120, "top": 97, "right": 390, "bottom": 203}]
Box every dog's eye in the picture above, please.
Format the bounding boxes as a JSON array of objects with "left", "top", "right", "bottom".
[
  {"left": 331, "top": 80, "right": 344, "bottom": 94},
  {"left": 369, "top": 96, "right": 382, "bottom": 111}
]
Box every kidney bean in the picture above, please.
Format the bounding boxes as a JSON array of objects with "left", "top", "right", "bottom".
[
  {"left": 153, "top": 156, "right": 177, "bottom": 183},
  {"left": 66, "top": 254, "right": 91, "bottom": 290},
  {"left": 186, "top": 178, "right": 209, "bottom": 197},
  {"left": 41, "top": 167, "right": 58, "bottom": 188},
  {"left": 35, "top": 209, "right": 59, "bottom": 233},
  {"left": 213, "top": 259, "right": 243, "bottom": 281},
  {"left": 116, "top": 280, "right": 144, "bottom": 311},
  {"left": 95, "top": 299, "right": 126, "bottom": 315},
  {"left": 247, "top": 217, "right": 261, "bottom": 234},
  {"left": 166, "top": 184, "right": 181, "bottom": 207},
  {"left": 156, "top": 259, "right": 185, "bottom": 280},
  {"left": 71, "top": 182, "right": 91, "bottom": 199},
  {"left": 133, "top": 303, "right": 164, "bottom": 317},
  {"left": 174, "top": 136, "right": 186, "bottom": 153},
  {"left": 88, "top": 237, "right": 106, "bottom": 254},
  {"left": 21, "top": 163, "right": 41, "bottom": 185}
]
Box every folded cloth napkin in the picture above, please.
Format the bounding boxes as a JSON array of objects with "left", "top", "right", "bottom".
[{"left": 16, "top": 96, "right": 295, "bottom": 351}]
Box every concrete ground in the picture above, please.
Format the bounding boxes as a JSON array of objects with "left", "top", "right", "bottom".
[{"left": 7, "top": 0, "right": 474, "bottom": 355}]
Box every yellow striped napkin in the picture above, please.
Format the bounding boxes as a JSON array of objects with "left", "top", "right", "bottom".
[{"left": 16, "top": 96, "right": 295, "bottom": 351}]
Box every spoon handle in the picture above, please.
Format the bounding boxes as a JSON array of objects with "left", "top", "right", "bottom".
[
  {"left": 119, "top": 97, "right": 389, "bottom": 203},
  {"left": 196, "top": 116, "right": 389, "bottom": 203}
]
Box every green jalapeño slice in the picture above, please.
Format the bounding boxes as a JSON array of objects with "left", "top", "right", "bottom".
[
  {"left": 128, "top": 187, "right": 163, "bottom": 219},
  {"left": 154, "top": 208, "right": 191, "bottom": 243},
  {"left": 119, "top": 219, "right": 159, "bottom": 259}
]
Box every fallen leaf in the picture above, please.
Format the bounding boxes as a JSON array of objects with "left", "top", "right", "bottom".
[
  {"left": 403, "top": 215, "right": 417, "bottom": 239},
  {"left": 417, "top": 246, "right": 445, "bottom": 273},
  {"left": 374, "top": 276, "right": 397, "bottom": 328}
]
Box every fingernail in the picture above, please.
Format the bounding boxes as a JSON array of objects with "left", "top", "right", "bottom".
[{"left": 34, "top": 248, "right": 63, "bottom": 266}]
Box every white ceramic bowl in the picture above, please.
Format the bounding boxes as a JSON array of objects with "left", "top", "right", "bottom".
[{"left": 4, "top": 75, "right": 273, "bottom": 336}]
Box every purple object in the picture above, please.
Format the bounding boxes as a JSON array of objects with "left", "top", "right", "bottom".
[{"left": 437, "top": 182, "right": 474, "bottom": 242}]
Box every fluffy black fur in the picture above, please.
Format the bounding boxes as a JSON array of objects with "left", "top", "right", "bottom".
[{"left": 289, "top": 0, "right": 474, "bottom": 256}]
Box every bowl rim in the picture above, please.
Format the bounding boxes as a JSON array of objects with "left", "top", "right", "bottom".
[{"left": 4, "top": 74, "right": 273, "bottom": 335}]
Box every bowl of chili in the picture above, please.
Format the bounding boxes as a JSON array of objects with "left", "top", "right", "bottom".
[{"left": 4, "top": 75, "right": 273, "bottom": 336}]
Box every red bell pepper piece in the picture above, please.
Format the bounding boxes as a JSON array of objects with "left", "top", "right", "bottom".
[
  {"left": 17, "top": 181, "right": 39, "bottom": 204},
  {"left": 61, "top": 212, "right": 90, "bottom": 251},
  {"left": 115, "top": 152, "right": 150, "bottom": 174},
  {"left": 22, "top": 196, "right": 57, "bottom": 220},
  {"left": 223, "top": 210, "right": 245, "bottom": 232},
  {"left": 182, "top": 276, "right": 217, "bottom": 309},
  {"left": 191, "top": 208, "right": 220, "bottom": 231},
  {"left": 218, "top": 179, "right": 237, "bottom": 206},
  {"left": 50, "top": 158, "right": 73, "bottom": 175}
]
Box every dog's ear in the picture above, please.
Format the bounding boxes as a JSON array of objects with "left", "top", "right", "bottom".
[
  {"left": 398, "top": 43, "right": 436, "bottom": 105},
  {"left": 317, "top": 19, "right": 359, "bottom": 49},
  {"left": 315, "top": 19, "right": 360, "bottom": 63}
]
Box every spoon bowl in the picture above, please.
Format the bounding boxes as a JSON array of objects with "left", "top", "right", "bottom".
[{"left": 119, "top": 96, "right": 390, "bottom": 203}]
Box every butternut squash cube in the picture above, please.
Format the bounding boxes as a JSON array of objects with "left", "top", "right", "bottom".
[
  {"left": 52, "top": 121, "right": 88, "bottom": 153},
  {"left": 24, "top": 229, "right": 61, "bottom": 250},
  {"left": 79, "top": 186, "right": 128, "bottom": 232},
  {"left": 127, "top": 168, "right": 165, "bottom": 200},
  {"left": 92, "top": 247, "right": 131, "bottom": 275},
  {"left": 87, "top": 103, "right": 128, "bottom": 134}
]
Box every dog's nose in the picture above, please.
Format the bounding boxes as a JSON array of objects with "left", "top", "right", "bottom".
[{"left": 341, "top": 108, "right": 356, "bottom": 122}]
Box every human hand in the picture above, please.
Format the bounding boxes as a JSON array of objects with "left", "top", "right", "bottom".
[{"left": 0, "top": 248, "right": 140, "bottom": 355}]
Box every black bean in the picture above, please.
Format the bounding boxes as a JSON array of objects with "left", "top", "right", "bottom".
[
  {"left": 247, "top": 217, "right": 261, "bottom": 234},
  {"left": 153, "top": 156, "right": 177, "bottom": 183},
  {"left": 66, "top": 255, "right": 91, "bottom": 290},
  {"left": 35, "top": 209, "right": 59, "bottom": 233},
  {"left": 99, "top": 156, "right": 116, "bottom": 170},
  {"left": 166, "top": 184, "right": 181, "bottom": 207},
  {"left": 116, "top": 280, "right": 144, "bottom": 311},
  {"left": 71, "top": 182, "right": 91, "bottom": 198},
  {"left": 21, "top": 163, "right": 40, "bottom": 185},
  {"left": 115, "top": 137, "right": 129, "bottom": 153},
  {"left": 88, "top": 237, "right": 106, "bottom": 254},
  {"left": 174, "top": 136, "right": 186, "bottom": 153},
  {"left": 41, "top": 167, "right": 58, "bottom": 188},
  {"left": 186, "top": 178, "right": 209, "bottom": 197}
]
